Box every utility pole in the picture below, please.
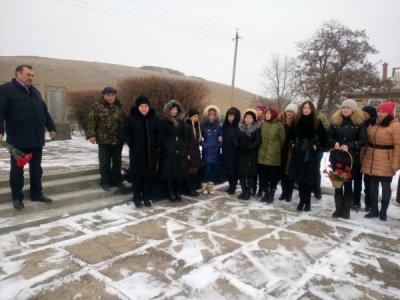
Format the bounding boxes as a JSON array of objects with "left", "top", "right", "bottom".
[{"left": 231, "top": 29, "right": 241, "bottom": 106}]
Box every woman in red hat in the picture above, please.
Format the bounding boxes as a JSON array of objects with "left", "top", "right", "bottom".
[{"left": 361, "top": 102, "right": 400, "bottom": 221}]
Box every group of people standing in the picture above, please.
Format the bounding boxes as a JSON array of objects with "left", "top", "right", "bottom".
[
  {"left": 1, "top": 65, "right": 398, "bottom": 224},
  {"left": 86, "top": 87, "right": 400, "bottom": 222}
]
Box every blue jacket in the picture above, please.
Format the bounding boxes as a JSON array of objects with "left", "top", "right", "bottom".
[
  {"left": 0, "top": 79, "right": 56, "bottom": 148},
  {"left": 201, "top": 120, "right": 222, "bottom": 164}
]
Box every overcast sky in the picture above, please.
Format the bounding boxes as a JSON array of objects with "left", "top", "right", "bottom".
[{"left": 1, "top": 0, "right": 399, "bottom": 95}]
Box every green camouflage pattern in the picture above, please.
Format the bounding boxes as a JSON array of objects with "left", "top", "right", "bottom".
[{"left": 87, "top": 99, "right": 127, "bottom": 145}]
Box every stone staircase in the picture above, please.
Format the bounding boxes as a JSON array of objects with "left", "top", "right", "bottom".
[{"left": 0, "top": 168, "right": 132, "bottom": 234}]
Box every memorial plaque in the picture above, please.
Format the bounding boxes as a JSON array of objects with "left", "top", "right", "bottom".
[{"left": 46, "top": 86, "right": 66, "bottom": 123}]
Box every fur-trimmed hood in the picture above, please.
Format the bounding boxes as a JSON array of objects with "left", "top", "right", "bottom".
[
  {"left": 202, "top": 105, "right": 221, "bottom": 123},
  {"left": 331, "top": 109, "right": 364, "bottom": 126},
  {"left": 163, "top": 99, "right": 185, "bottom": 122},
  {"left": 238, "top": 120, "right": 259, "bottom": 134},
  {"left": 223, "top": 107, "right": 241, "bottom": 128}
]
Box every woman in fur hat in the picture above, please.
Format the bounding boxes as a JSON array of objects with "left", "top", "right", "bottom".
[
  {"left": 258, "top": 107, "right": 286, "bottom": 203},
  {"left": 362, "top": 102, "right": 400, "bottom": 221},
  {"left": 288, "top": 101, "right": 326, "bottom": 212},
  {"left": 201, "top": 105, "right": 223, "bottom": 194},
  {"left": 327, "top": 99, "right": 367, "bottom": 219},
  {"left": 221, "top": 107, "right": 241, "bottom": 195},
  {"left": 185, "top": 108, "right": 202, "bottom": 196},
  {"left": 234, "top": 109, "right": 261, "bottom": 200},
  {"left": 159, "top": 100, "right": 191, "bottom": 202},
  {"left": 123, "top": 96, "right": 162, "bottom": 208}
]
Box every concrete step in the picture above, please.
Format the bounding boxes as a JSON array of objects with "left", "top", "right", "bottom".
[
  {"left": 0, "top": 168, "right": 99, "bottom": 189},
  {"left": 0, "top": 193, "right": 132, "bottom": 234},
  {"left": 0, "top": 173, "right": 104, "bottom": 204},
  {"left": 0, "top": 168, "right": 133, "bottom": 234}
]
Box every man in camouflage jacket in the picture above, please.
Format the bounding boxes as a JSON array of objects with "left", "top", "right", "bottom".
[{"left": 87, "top": 87, "right": 127, "bottom": 190}]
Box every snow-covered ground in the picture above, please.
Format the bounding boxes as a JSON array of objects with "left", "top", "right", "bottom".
[{"left": 0, "top": 136, "right": 399, "bottom": 299}]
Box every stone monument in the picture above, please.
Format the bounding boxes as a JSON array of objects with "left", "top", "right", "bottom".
[{"left": 46, "top": 85, "right": 71, "bottom": 140}]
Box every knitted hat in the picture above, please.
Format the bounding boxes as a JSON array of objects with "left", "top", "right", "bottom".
[
  {"left": 378, "top": 102, "right": 397, "bottom": 116},
  {"left": 135, "top": 96, "right": 150, "bottom": 107},
  {"left": 188, "top": 108, "right": 200, "bottom": 117},
  {"left": 256, "top": 103, "right": 267, "bottom": 112},
  {"left": 362, "top": 105, "right": 377, "bottom": 118},
  {"left": 341, "top": 99, "right": 357, "bottom": 111},
  {"left": 102, "top": 86, "right": 117, "bottom": 95},
  {"left": 265, "top": 107, "right": 278, "bottom": 121},
  {"left": 285, "top": 103, "right": 298, "bottom": 113}
]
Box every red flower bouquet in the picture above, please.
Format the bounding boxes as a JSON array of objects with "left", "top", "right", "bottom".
[
  {"left": 0, "top": 141, "right": 33, "bottom": 168},
  {"left": 323, "top": 163, "right": 352, "bottom": 188}
]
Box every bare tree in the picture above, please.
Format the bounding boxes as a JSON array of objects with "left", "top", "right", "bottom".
[
  {"left": 297, "top": 20, "right": 379, "bottom": 115},
  {"left": 261, "top": 54, "right": 298, "bottom": 111}
]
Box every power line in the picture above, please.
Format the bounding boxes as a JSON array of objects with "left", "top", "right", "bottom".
[{"left": 52, "top": 0, "right": 233, "bottom": 40}]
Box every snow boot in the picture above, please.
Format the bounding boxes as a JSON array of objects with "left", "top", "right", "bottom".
[{"left": 332, "top": 195, "right": 343, "bottom": 218}]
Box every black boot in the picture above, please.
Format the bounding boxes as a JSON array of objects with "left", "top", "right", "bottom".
[
  {"left": 278, "top": 180, "right": 287, "bottom": 200},
  {"left": 250, "top": 179, "right": 257, "bottom": 196},
  {"left": 243, "top": 178, "right": 254, "bottom": 200},
  {"left": 227, "top": 176, "right": 237, "bottom": 195},
  {"left": 176, "top": 181, "right": 182, "bottom": 201},
  {"left": 285, "top": 181, "right": 294, "bottom": 202},
  {"left": 332, "top": 195, "right": 343, "bottom": 218},
  {"left": 187, "top": 176, "right": 199, "bottom": 197},
  {"left": 304, "top": 197, "right": 311, "bottom": 211},
  {"left": 380, "top": 201, "right": 389, "bottom": 221},
  {"left": 167, "top": 181, "right": 177, "bottom": 202},
  {"left": 341, "top": 196, "right": 352, "bottom": 219},
  {"left": 256, "top": 187, "right": 263, "bottom": 198},
  {"left": 266, "top": 187, "right": 276, "bottom": 204},
  {"left": 297, "top": 199, "right": 305, "bottom": 211},
  {"left": 238, "top": 178, "right": 246, "bottom": 199},
  {"left": 364, "top": 194, "right": 370, "bottom": 212},
  {"left": 133, "top": 193, "right": 143, "bottom": 208},
  {"left": 364, "top": 197, "right": 379, "bottom": 218},
  {"left": 243, "top": 187, "right": 251, "bottom": 200},
  {"left": 143, "top": 197, "right": 152, "bottom": 207},
  {"left": 261, "top": 186, "right": 270, "bottom": 202}
]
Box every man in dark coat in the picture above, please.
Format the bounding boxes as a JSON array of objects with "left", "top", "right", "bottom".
[
  {"left": 123, "top": 96, "right": 161, "bottom": 207},
  {"left": 0, "top": 64, "right": 57, "bottom": 209}
]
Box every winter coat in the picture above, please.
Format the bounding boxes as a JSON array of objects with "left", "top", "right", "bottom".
[
  {"left": 361, "top": 117, "right": 400, "bottom": 177},
  {"left": 258, "top": 119, "right": 286, "bottom": 166},
  {"left": 327, "top": 109, "right": 367, "bottom": 169},
  {"left": 201, "top": 105, "right": 222, "bottom": 164},
  {"left": 159, "top": 100, "right": 190, "bottom": 180},
  {"left": 0, "top": 79, "right": 56, "bottom": 148},
  {"left": 279, "top": 112, "right": 295, "bottom": 175},
  {"left": 288, "top": 114, "right": 327, "bottom": 184},
  {"left": 123, "top": 106, "right": 161, "bottom": 176},
  {"left": 221, "top": 107, "right": 241, "bottom": 175},
  {"left": 235, "top": 122, "right": 261, "bottom": 177},
  {"left": 87, "top": 98, "right": 127, "bottom": 145},
  {"left": 185, "top": 119, "right": 202, "bottom": 168}
]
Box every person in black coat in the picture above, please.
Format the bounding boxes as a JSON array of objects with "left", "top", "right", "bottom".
[
  {"left": 159, "top": 100, "right": 191, "bottom": 201},
  {"left": 123, "top": 96, "right": 161, "bottom": 208},
  {"left": 221, "top": 107, "right": 241, "bottom": 195},
  {"left": 360, "top": 105, "right": 377, "bottom": 212},
  {"left": 0, "top": 65, "right": 57, "bottom": 209},
  {"left": 234, "top": 110, "right": 261, "bottom": 200},
  {"left": 185, "top": 108, "right": 202, "bottom": 196},
  {"left": 288, "top": 101, "right": 326, "bottom": 212},
  {"left": 327, "top": 99, "right": 367, "bottom": 219}
]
